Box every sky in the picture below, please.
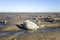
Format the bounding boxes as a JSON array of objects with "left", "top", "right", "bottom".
[{"left": 0, "top": 0, "right": 60, "bottom": 12}]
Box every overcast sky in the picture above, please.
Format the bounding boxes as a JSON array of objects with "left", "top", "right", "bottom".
[{"left": 0, "top": 0, "right": 60, "bottom": 12}]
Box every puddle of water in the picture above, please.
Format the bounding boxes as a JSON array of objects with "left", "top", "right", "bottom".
[{"left": 0, "top": 33, "right": 8, "bottom": 36}]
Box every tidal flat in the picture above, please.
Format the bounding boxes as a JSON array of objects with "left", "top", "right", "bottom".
[
  {"left": 0, "top": 12, "right": 60, "bottom": 40},
  {"left": 0, "top": 28, "right": 60, "bottom": 40}
]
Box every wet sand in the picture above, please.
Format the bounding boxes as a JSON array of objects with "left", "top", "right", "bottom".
[
  {"left": 0, "top": 28, "right": 60, "bottom": 40},
  {"left": 0, "top": 12, "right": 60, "bottom": 40}
]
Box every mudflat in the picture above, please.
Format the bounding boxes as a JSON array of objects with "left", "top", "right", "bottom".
[{"left": 0, "top": 12, "right": 60, "bottom": 40}]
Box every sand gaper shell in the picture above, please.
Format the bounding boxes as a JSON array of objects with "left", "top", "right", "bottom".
[{"left": 23, "top": 20, "right": 39, "bottom": 30}]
